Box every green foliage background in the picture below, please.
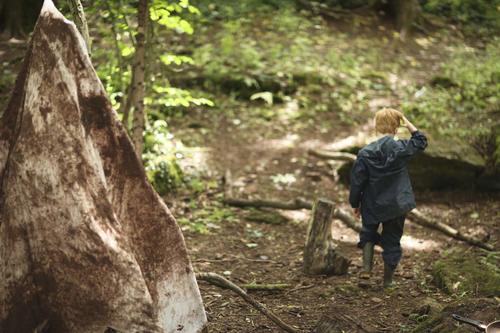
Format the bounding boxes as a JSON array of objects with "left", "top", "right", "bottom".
[{"left": 4, "top": 0, "right": 496, "bottom": 194}]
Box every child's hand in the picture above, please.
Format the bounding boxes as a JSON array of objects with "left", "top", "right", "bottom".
[
  {"left": 401, "top": 115, "right": 418, "bottom": 133},
  {"left": 353, "top": 207, "right": 361, "bottom": 219}
]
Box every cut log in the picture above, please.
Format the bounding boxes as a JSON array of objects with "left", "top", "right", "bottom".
[
  {"left": 303, "top": 199, "right": 351, "bottom": 275},
  {"left": 0, "top": 2, "right": 206, "bottom": 332},
  {"left": 196, "top": 272, "right": 299, "bottom": 333}
]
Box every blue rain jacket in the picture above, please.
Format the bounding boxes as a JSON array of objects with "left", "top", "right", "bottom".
[{"left": 349, "top": 131, "right": 428, "bottom": 224}]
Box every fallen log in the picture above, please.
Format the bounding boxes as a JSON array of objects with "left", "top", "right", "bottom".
[
  {"left": 224, "top": 197, "right": 313, "bottom": 210},
  {"left": 308, "top": 149, "right": 356, "bottom": 162},
  {"left": 196, "top": 272, "right": 299, "bottom": 333},
  {"left": 304, "top": 199, "right": 350, "bottom": 275},
  {"left": 408, "top": 209, "right": 494, "bottom": 251},
  {"left": 224, "top": 197, "right": 494, "bottom": 250},
  {"left": 224, "top": 197, "right": 360, "bottom": 232},
  {"left": 332, "top": 207, "right": 362, "bottom": 233}
]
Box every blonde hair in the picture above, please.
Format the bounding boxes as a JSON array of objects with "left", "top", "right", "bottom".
[{"left": 375, "top": 108, "right": 403, "bottom": 134}]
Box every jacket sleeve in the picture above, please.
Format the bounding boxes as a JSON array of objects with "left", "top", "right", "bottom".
[
  {"left": 394, "top": 130, "right": 428, "bottom": 161},
  {"left": 349, "top": 156, "right": 369, "bottom": 208}
]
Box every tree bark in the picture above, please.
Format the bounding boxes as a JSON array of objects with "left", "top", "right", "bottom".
[
  {"left": 128, "top": 0, "right": 148, "bottom": 156},
  {"left": 303, "top": 199, "right": 351, "bottom": 275},
  {"left": 67, "top": 0, "right": 91, "bottom": 54}
]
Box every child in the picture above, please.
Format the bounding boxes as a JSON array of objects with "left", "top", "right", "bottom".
[{"left": 349, "top": 108, "right": 427, "bottom": 288}]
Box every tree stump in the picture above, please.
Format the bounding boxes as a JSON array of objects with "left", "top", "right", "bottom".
[{"left": 303, "top": 199, "right": 350, "bottom": 275}]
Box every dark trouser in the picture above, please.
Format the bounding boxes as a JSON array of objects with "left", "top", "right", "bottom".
[{"left": 357, "top": 215, "right": 405, "bottom": 268}]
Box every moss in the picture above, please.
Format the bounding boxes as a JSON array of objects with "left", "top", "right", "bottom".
[
  {"left": 244, "top": 209, "right": 290, "bottom": 225},
  {"left": 432, "top": 250, "right": 500, "bottom": 297},
  {"left": 411, "top": 298, "right": 498, "bottom": 333}
]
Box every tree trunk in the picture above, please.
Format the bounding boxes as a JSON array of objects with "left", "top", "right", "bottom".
[
  {"left": 67, "top": 0, "right": 91, "bottom": 54},
  {"left": 0, "top": 0, "right": 43, "bottom": 38},
  {"left": 129, "top": 0, "right": 148, "bottom": 156},
  {"left": 0, "top": 2, "right": 207, "bottom": 331},
  {"left": 303, "top": 199, "right": 351, "bottom": 275},
  {"left": 390, "top": 0, "right": 420, "bottom": 41}
]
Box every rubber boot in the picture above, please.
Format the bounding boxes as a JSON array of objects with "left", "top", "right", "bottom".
[
  {"left": 383, "top": 262, "right": 396, "bottom": 288},
  {"left": 359, "top": 242, "right": 374, "bottom": 279}
]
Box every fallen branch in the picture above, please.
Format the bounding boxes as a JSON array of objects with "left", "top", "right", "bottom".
[
  {"left": 196, "top": 272, "right": 299, "bottom": 333},
  {"left": 285, "top": 284, "right": 315, "bottom": 295},
  {"left": 224, "top": 197, "right": 312, "bottom": 210},
  {"left": 242, "top": 283, "right": 291, "bottom": 291},
  {"left": 332, "top": 207, "right": 362, "bottom": 233},
  {"left": 33, "top": 319, "right": 49, "bottom": 333},
  {"left": 224, "top": 197, "right": 495, "bottom": 251},
  {"left": 408, "top": 209, "right": 494, "bottom": 251},
  {"left": 308, "top": 149, "right": 356, "bottom": 162},
  {"left": 224, "top": 197, "right": 359, "bottom": 232}
]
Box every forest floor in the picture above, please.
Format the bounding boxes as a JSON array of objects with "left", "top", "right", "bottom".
[
  {"left": 159, "top": 13, "right": 499, "bottom": 332},
  {"left": 1, "top": 8, "right": 499, "bottom": 333},
  {"left": 166, "top": 99, "right": 500, "bottom": 333}
]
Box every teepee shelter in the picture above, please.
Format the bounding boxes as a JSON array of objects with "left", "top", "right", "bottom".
[{"left": 0, "top": 1, "right": 207, "bottom": 332}]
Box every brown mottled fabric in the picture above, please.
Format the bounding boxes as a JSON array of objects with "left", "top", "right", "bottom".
[{"left": 0, "top": 1, "right": 206, "bottom": 332}]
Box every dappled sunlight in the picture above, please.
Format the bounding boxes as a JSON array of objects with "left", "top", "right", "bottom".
[
  {"left": 279, "top": 209, "right": 310, "bottom": 223},
  {"left": 331, "top": 219, "right": 360, "bottom": 244},
  {"left": 250, "top": 133, "right": 300, "bottom": 151},
  {"left": 178, "top": 147, "right": 213, "bottom": 175},
  {"left": 329, "top": 219, "right": 443, "bottom": 251},
  {"left": 401, "top": 234, "right": 441, "bottom": 251}
]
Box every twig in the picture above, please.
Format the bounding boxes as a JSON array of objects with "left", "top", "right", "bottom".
[
  {"left": 33, "top": 319, "right": 49, "bottom": 333},
  {"left": 285, "top": 284, "right": 315, "bottom": 295},
  {"left": 196, "top": 272, "right": 300, "bottom": 333}
]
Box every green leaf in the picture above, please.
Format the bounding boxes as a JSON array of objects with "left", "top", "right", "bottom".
[{"left": 250, "top": 92, "right": 273, "bottom": 105}]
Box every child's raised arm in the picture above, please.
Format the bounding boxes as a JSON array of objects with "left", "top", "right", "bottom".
[{"left": 394, "top": 116, "right": 428, "bottom": 161}]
